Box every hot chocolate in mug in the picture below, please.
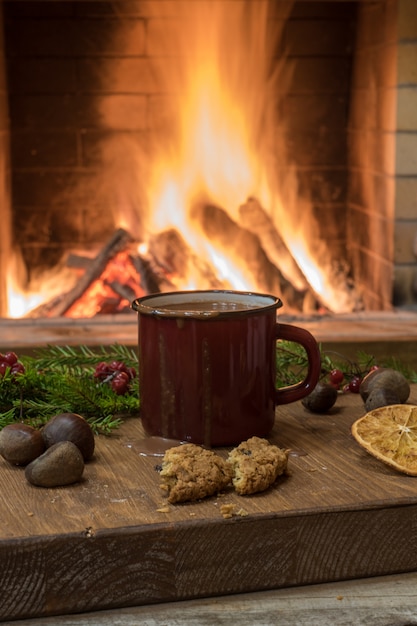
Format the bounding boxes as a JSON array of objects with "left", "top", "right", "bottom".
[{"left": 132, "top": 290, "right": 321, "bottom": 447}]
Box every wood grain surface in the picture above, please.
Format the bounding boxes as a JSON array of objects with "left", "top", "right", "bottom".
[
  {"left": 1, "top": 387, "right": 417, "bottom": 621},
  {"left": 1, "top": 310, "right": 417, "bottom": 351},
  {"left": 7, "top": 571, "right": 417, "bottom": 626}
]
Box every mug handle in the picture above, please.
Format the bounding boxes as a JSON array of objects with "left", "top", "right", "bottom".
[{"left": 274, "top": 323, "right": 321, "bottom": 405}]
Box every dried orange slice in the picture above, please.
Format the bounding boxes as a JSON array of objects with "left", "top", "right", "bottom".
[{"left": 351, "top": 404, "right": 417, "bottom": 475}]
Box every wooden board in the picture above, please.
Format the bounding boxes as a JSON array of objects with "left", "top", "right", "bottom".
[{"left": 2, "top": 387, "right": 417, "bottom": 621}]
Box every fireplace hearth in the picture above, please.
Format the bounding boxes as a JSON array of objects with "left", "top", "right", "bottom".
[{"left": 0, "top": 0, "right": 416, "bottom": 318}]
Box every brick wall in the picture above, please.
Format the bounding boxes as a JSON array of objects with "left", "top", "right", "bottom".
[
  {"left": 0, "top": 1, "right": 11, "bottom": 316},
  {"left": 4, "top": 1, "right": 128, "bottom": 277},
  {"left": 347, "top": 0, "right": 398, "bottom": 310},
  {"left": 394, "top": 0, "right": 417, "bottom": 307},
  {"left": 348, "top": 0, "right": 417, "bottom": 310},
  {"left": 281, "top": 1, "right": 356, "bottom": 271}
]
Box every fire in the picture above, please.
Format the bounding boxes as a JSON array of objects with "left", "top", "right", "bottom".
[
  {"left": 64, "top": 250, "right": 145, "bottom": 318},
  {"left": 5, "top": 0, "right": 360, "bottom": 318},
  {"left": 145, "top": 2, "right": 275, "bottom": 294},
  {"left": 7, "top": 283, "right": 44, "bottom": 320},
  {"left": 139, "top": 0, "right": 358, "bottom": 313},
  {"left": 5, "top": 250, "right": 73, "bottom": 319}
]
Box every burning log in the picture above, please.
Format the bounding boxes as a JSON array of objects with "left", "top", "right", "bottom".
[
  {"left": 129, "top": 254, "right": 163, "bottom": 295},
  {"left": 103, "top": 280, "right": 137, "bottom": 303},
  {"left": 192, "top": 203, "right": 318, "bottom": 312},
  {"left": 27, "top": 228, "right": 141, "bottom": 318},
  {"left": 148, "top": 229, "right": 225, "bottom": 290},
  {"left": 238, "top": 198, "right": 309, "bottom": 292},
  {"left": 148, "top": 229, "right": 188, "bottom": 278},
  {"left": 52, "top": 228, "right": 136, "bottom": 316},
  {"left": 65, "top": 253, "right": 94, "bottom": 271},
  {"left": 23, "top": 200, "right": 328, "bottom": 318}
]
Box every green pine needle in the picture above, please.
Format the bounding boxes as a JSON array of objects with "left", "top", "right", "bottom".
[
  {"left": 276, "top": 341, "right": 417, "bottom": 388},
  {"left": 1, "top": 342, "right": 416, "bottom": 434},
  {"left": 0, "top": 344, "right": 140, "bottom": 434}
]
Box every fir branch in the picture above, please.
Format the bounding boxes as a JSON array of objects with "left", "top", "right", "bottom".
[
  {"left": 378, "top": 356, "right": 417, "bottom": 384},
  {"left": 88, "top": 414, "right": 124, "bottom": 435},
  {"left": 1, "top": 342, "right": 416, "bottom": 435},
  {"left": 0, "top": 344, "right": 140, "bottom": 434},
  {"left": 0, "top": 408, "right": 19, "bottom": 430},
  {"left": 31, "top": 344, "right": 138, "bottom": 371},
  {"left": 276, "top": 341, "right": 417, "bottom": 388}
]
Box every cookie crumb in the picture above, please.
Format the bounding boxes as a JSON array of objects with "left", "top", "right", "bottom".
[
  {"left": 220, "top": 503, "right": 236, "bottom": 519},
  {"left": 156, "top": 506, "right": 170, "bottom": 513}
]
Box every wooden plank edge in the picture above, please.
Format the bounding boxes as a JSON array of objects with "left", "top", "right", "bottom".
[
  {"left": 1, "top": 311, "right": 417, "bottom": 349},
  {"left": 2, "top": 503, "right": 417, "bottom": 621}
]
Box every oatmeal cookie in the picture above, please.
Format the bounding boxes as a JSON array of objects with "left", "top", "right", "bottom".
[
  {"left": 160, "top": 443, "right": 233, "bottom": 503},
  {"left": 227, "top": 436, "right": 288, "bottom": 495}
]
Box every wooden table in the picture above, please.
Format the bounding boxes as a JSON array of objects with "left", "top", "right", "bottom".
[
  {"left": 2, "top": 387, "right": 417, "bottom": 623},
  {"left": 7, "top": 571, "right": 417, "bottom": 625}
]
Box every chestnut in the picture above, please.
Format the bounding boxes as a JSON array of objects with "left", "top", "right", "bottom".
[
  {"left": 25, "top": 441, "right": 85, "bottom": 487},
  {"left": 301, "top": 382, "right": 338, "bottom": 414},
  {"left": 0, "top": 423, "right": 45, "bottom": 465},
  {"left": 359, "top": 368, "right": 410, "bottom": 405},
  {"left": 41, "top": 412, "right": 95, "bottom": 461}
]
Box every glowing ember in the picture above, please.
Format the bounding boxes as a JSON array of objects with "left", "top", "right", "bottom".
[{"left": 64, "top": 251, "right": 144, "bottom": 318}]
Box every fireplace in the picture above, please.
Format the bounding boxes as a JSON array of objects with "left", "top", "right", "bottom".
[{"left": 0, "top": 0, "right": 416, "bottom": 318}]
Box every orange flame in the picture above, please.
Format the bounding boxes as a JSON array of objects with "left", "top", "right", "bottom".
[
  {"left": 6, "top": 0, "right": 359, "bottom": 317},
  {"left": 139, "top": 1, "right": 358, "bottom": 312}
]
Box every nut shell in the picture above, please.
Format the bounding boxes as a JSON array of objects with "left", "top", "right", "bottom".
[
  {"left": 360, "top": 368, "right": 410, "bottom": 404},
  {"left": 42, "top": 413, "right": 95, "bottom": 461},
  {"left": 25, "top": 441, "right": 84, "bottom": 487},
  {"left": 0, "top": 423, "right": 45, "bottom": 465},
  {"left": 301, "top": 382, "right": 338, "bottom": 413},
  {"left": 365, "top": 388, "right": 401, "bottom": 412}
]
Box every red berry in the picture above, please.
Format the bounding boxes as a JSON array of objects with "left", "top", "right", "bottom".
[
  {"left": 0, "top": 361, "right": 8, "bottom": 376},
  {"left": 348, "top": 376, "right": 362, "bottom": 393},
  {"left": 329, "top": 368, "right": 344, "bottom": 385},
  {"left": 11, "top": 362, "right": 25, "bottom": 376},
  {"left": 94, "top": 361, "right": 111, "bottom": 380},
  {"left": 109, "top": 360, "right": 128, "bottom": 373},
  {"left": 3, "top": 351, "right": 18, "bottom": 366},
  {"left": 111, "top": 371, "right": 130, "bottom": 395}
]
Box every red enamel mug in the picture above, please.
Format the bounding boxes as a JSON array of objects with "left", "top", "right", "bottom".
[{"left": 132, "top": 290, "right": 321, "bottom": 446}]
